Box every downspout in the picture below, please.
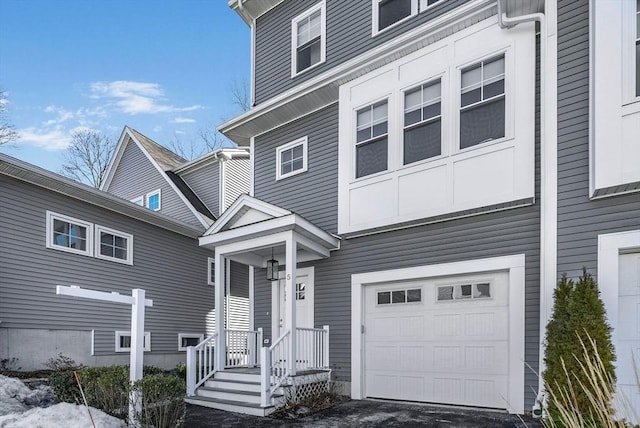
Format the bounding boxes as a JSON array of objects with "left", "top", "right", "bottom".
[{"left": 497, "top": 0, "right": 557, "bottom": 417}]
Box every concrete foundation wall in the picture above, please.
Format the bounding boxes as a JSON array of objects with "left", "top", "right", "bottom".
[{"left": 0, "top": 328, "right": 186, "bottom": 371}]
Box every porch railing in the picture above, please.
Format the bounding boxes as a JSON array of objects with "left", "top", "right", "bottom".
[
  {"left": 186, "top": 333, "right": 217, "bottom": 396},
  {"left": 260, "top": 325, "right": 329, "bottom": 407},
  {"left": 295, "top": 326, "right": 330, "bottom": 371},
  {"left": 225, "top": 328, "right": 263, "bottom": 368}
]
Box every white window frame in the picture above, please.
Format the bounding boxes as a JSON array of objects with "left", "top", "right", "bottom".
[
  {"left": 207, "top": 257, "right": 216, "bottom": 286},
  {"left": 354, "top": 98, "right": 390, "bottom": 180},
  {"left": 622, "top": 0, "right": 640, "bottom": 104},
  {"left": 291, "top": 1, "right": 326, "bottom": 77},
  {"left": 95, "top": 225, "right": 133, "bottom": 265},
  {"left": 46, "top": 211, "right": 93, "bottom": 257},
  {"left": 115, "top": 331, "right": 151, "bottom": 352},
  {"left": 178, "top": 333, "right": 204, "bottom": 351},
  {"left": 276, "top": 137, "right": 308, "bottom": 180},
  {"left": 145, "top": 189, "right": 161, "bottom": 211},
  {"left": 372, "top": 0, "right": 418, "bottom": 36},
  {"left": 419, "top": 0, "right": 445, "bottom": 12},
  {"left": 457, "top": 52, "right": 510, "bottom": 152},
  {"left": 402, "top": 78, "right": 443, "bottom": 165},
  {"left": 131, "top": 196, "right": 144, "bottom": 206}
]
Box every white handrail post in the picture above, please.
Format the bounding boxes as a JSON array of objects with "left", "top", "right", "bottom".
[
  {"left": 186, "top": 346, "right": 196, "bottom": 396},
  {"left": 323, "top": 325, "right": 330, "bottom": 369},
  {"left": 128, "top": 288, "right": 145, "bottom": 427},
  {"left": 256, "top": 328, "right": 264, "bottom": 367},
  {"left": 260, "top": 346, "right": 271, "bottom": 407}
]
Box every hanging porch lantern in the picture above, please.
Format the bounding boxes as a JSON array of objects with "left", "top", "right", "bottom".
[{"left": 266, "top": 247, "right": 279, "bottom": 281}]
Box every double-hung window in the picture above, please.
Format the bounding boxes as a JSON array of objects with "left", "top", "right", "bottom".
[
  {"left": 292, "top": 2, "right": 325, "bottom": 76},
  {"left": 403, "top": 79, "right": 442, "bottom": 164},
  {"left": 460, "top": 55, "right": 505, "bottom": 149},
  {"left": 356, "top": 101, "right": 388, "bottom": 178},
  {"left": 46, "top": 211, "right": 93, "bottom": 256},
  {"left": 375, "top": 0, "right": 417, "bottom": 33},
  {"left": 276, "top": 137, "right": 308, "bottom": 180},
  {"left": 96, "top": 225, "right": 133, "bottom": 265}
]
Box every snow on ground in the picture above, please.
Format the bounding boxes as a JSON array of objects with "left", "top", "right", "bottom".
[{"left": 0, "top": 375, "right": 125, "bottom": 428}]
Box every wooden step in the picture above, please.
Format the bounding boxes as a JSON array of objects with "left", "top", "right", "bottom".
[{"left": 205, "top": 377, "right": 262, "bottom": 393}]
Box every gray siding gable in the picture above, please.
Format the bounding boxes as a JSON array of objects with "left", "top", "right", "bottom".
[
  {"left": 254, "top": 0, "right": 469, "bottom": 104},
  {"left": 106, "top": 137, "right": 205, "bottom": 228},
  {"left": 181, "top": 162, "right": 221, "bottom": 217}
]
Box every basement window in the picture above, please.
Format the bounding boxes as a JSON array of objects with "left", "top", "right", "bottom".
[{"left": 115, "top": 331, "right": 151, "bottom": 352}]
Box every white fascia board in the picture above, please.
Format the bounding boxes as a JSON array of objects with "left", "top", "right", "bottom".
[
  {"left": 173, "top": 148, "right": 250, "bottom": 175},
  {"left": 100, "top": 126, "right": 133, "bottom": 191},
  {"left": 128, "top": 131, "right": 210, "bottom": 229},
  {"left": 203, "top": 194, "right": 292, "bottom": 236},
  {"left": 219, "top": 0, "right": 494, "bottom": 142}
]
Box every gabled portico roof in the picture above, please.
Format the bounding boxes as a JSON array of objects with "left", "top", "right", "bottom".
[{"left": 199, "top": 194, "right": 340, "bottom": 266}]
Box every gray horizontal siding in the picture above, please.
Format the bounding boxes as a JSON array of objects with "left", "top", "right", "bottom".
[
  {"left": 253, "top": 207, "right": 541, "bottom": 407},
  {"left": 108, "top": 137, "right": 202, "bottom": 228},
  {"left": 224, "top": 158, "right": 251, "bottom": 212},
  {"left": 254, "top": 104, "right": 338, "bottom": 233},
  {"left": 0, "top": 175, "right": 215, "bottom": 356},
  {"left": 180, "top": 162, "right": 220, "bottom": 217},
  {"left": 254, "top": 0, "right": 469, "bottom": 104},
  {"left": 229, "top": 261, "right": 249, "bottom": 299},
  {"left": 556, "top": 0, "right": 640, "bottom": 279}
]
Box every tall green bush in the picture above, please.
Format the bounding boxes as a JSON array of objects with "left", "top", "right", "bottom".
[
  {"left": 543, "top": 269, "right": 616, "bottom": 421},
  {"left": 132, "top": 374, "right": 186, "bottom": 428}
]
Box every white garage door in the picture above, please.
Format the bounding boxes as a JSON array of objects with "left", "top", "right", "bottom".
[
  {"left": 616, "top": 253, "right": 640, "bottom": 424},
  {"left": 364, "top": 271, "right": 510, "bottom": 409}
]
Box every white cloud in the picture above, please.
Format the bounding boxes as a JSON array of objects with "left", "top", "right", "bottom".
[
  {"left": 17, "top": 127, "right": 72, "bottom": 150},
  {"left": 90, "top": 81, "right": 202, "bottom": 115},
  {"left": 171, "top": 117, "right": 196, "bottom": 124},
  {"left": 43, "top": 105, "right": 74, "bottom": 126}
]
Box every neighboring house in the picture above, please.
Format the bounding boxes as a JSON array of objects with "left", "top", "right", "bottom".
[
  {"left": 100, "top": 126, "right": 253, "bottom": 335},
  {"left": 0, "top": 153, "right": 215, "bottom": 371},
  {"left": 183, "top": 0, "right": 638, "bottom": 420}
]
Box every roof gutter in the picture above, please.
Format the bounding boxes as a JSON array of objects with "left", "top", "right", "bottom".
[{"left": 497, "top": 0, "right": 557, "bottom": 416}]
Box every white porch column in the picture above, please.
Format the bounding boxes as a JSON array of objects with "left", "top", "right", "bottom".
[
  {"left": 285, "top": 231, "right": 297, "bottom": 376},
  {"left": 214, "top": 250, "right": 226, "bottom": 371}
]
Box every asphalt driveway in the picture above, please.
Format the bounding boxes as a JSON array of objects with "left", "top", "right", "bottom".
[{"left": 185, "top": 400, "right": 543, "bottom": 427}]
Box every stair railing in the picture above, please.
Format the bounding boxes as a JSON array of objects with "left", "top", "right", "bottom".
[
  {"left": 186, "top": 333, "right": 218, "bottom": 396},
  {"left": 295, "top": 325, "right": 330, "bottom": 371},
  {"left": 225, "top": 328, "right": 263, "bottom": 368},
  {"left": 260, "top": 330, "right": 291, "bottom": 407}
]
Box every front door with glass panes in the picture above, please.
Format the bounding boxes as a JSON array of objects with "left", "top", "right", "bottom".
[{"left": 275, "top": 267, "right": 314, "bottom": 337}]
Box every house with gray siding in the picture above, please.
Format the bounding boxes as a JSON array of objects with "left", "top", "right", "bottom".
[
  {"left": 0, "top": 153, "right": 216, "bottom": 371},
  {"left": 184, "top": 0, "right": 638, "bottom": 421}
]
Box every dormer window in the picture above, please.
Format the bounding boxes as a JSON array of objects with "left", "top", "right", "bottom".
[{"left": 292, "top": 2, "right": 326, "bottom": 76}]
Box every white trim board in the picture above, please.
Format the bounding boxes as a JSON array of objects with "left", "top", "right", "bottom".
[{"left": 350, "top": 254, "right": 526, "bottom": 414}]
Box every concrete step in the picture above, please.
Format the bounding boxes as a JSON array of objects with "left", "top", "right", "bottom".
[{"left": 185, "top": 395, "right": 276, "bottom": 417}]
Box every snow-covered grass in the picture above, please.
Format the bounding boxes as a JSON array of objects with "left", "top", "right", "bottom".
[{"left": 0, "top": 375, "right": 125, "bottom": 428}]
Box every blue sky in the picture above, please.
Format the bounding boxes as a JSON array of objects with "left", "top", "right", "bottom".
[{"left": 0, "top": 0, "right": 250, "bottom": 172}]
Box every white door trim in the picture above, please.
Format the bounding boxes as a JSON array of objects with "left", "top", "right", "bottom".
[
  {"left": 351, "top": 254, "right": 525, "bottom": 414},
  {"left": 598, "top": 230, "right": 640, "bottom": 364},
  {"left": 271, "top": 266, "right": 315, "bottom": 341}
]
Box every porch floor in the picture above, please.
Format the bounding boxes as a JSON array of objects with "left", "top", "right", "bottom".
[{"left": 221, "top": 367, "right": 330, "bottom": 377}]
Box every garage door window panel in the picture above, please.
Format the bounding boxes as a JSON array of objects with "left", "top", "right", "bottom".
[
  {"left": 377, "top": 288, "right": 422, "bottom": 305},
  {"left": 437, "top": 283, "right": 491, "bottom": 302}
]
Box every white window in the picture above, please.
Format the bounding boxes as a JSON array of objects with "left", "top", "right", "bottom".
[
  {"left": 356, "top": 101, "right": 388, "bottom": 178},
  {"left": 292, "top": 2, "right": 326, "bottom": 76},
  {"left": 276, "top": 137, "right": 308, "bottom": 180},
  {"left": 207, "top": 257, "right": 215, "bottom": 286},
  {"left": 178, "top": 333, "right": 204, "bottom": 351},
  {"left": 403, "top": 79, "right": 442, "bottom": 164},
  {"left": 131, "top": 196, "right": 144, "bottom": 206},
  {"left": 95, "top": 225, "right": 133, "bottom": 265},
  {"left": 296, "top": 282, "right": 306, "bottom": 300},
  {"left": 115, "top": 331, "right": 151, "bottom": 352},
  {"left": 460, "top": 55, "right": 505, "bottom": 149},
  {"left": 146, "top": 190, "right": 161, "bottom": 211},
  {"left": 436, "top": 282, "right": 491, "bottom": 301},
  {"left": 46, "top": 211, "right": 93, "bottom": 257},
  {"left": 419, "top": 0, "right": 444, "bottom": 10},
  {"left": 373, "top": 0, "right": 418, "bottom": 34},
  {"left": 377, "top": 288, "right": 422, "bottom": 305}
]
